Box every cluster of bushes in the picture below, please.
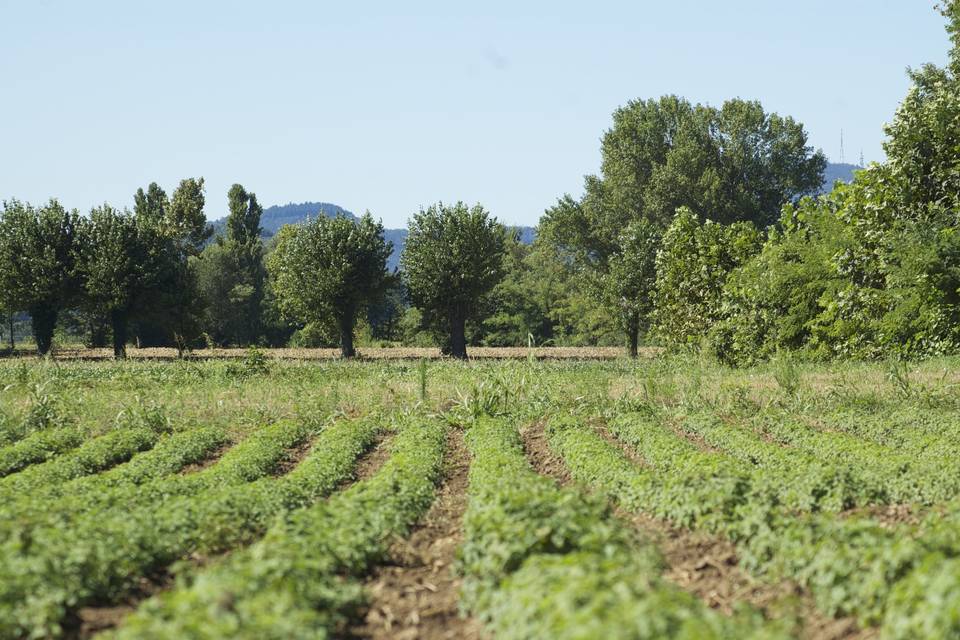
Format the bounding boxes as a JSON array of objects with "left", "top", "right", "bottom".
[
  {"left": 547, "top": 2, "right": 960, "bottom": 366},
  {"left": 652, "top": 3, "right": 960, "bottom": 365}
]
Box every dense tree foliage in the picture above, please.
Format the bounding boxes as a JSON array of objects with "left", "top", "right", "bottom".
[
  {"left": 76, "top": 205, "right": 168, "bottom": 358},
  {"left": 268, "top": 214, "right": 392, "bottom": 358},
  {"left": 3, "top": 4, "right": 959, "bottom": 363},
  {"left": 402, "top": 202, "right": 505, "bottom": 359},
  {"left": 705, "top": 1, "right": 960, "bottom": 365},
  {"left": 542, "top": 96, "right": 824, "bottom": 355},
  {"left": 196, "top": 184, "right": 266, "bottom": 346},
  {"left": 0, "top": 200, "right": 80, "bottom": 355}
]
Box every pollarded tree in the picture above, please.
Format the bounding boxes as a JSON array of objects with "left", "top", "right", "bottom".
[
  {"left": 0, "top": 199, "right": 81, "bottom": 355},
  {"left": 401, "top": 202, "right": 506, "bottom": 359},
  {"left": 268, "top": 213, "right": 392, "bottom": 358},
  {"left": 77, "top": 205, "right": 167, "bottom": 358}
]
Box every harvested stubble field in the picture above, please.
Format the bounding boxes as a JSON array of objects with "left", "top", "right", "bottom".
[
  {"left": 22, "top": 346, "right": 646, "bottom": 361},
  {"left": 1, "top": 354, "right": 959, "bottom": 639}
]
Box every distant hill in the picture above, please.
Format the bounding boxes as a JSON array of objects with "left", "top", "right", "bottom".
[
  {"left": 211, "top": 201, "right": 535, "bottom": 271},
  {"left": 212, "top": 163, "right": 856, "bottom": 268},
  {"left": 210, "top": 202, "right": 355, "bottom": 240},
  {"left": 820, "top": 162, "right": 862, "bottom": 193}
]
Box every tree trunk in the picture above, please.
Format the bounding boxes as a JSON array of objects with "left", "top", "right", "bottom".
[
  {"left": 339, "top": 314, "right": 356, "bottom": 359},
  {"left": 449, "top": 311, "right": 468, "bottom": 360},
  {"left": 8, "top": 312, "right": 14, "bottom": 350},
  {"left": 111, "top": 309, "right": 128, "bottom": 360},
  {"left": 30, "top": 304, "right": 58, "bottom": 356},
  {"left": 627, "top": 321, "right": 639, "bottom": 359}
]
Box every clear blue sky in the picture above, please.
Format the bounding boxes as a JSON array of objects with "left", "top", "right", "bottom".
[{"left": 0, "top": 1, "right": 949, "bottom": 228}]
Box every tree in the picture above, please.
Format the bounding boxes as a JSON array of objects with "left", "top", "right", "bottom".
[
  {"left": 77, "top": 205, "right": 167, "bottom": 358},
  {"left": 268, "top": 213, "right": 391, "bottom": 358},
  {"left": 163, "top": 178, "right": 211, "bottom": 353},
  {"left": 197, "top": 184, "right": 265, "bottom": 345},
  {"left": 598, "top": 219, "right": 661, "bottom": 357},
  {"left": 401, "top": 202, "right": 506, "bottom": 359},
  {"left": 0, "top": 199, "right": 81, "bottom": 355},
  {"left": 599, "top": 96, "right": 826, "bottom": 229},
  {"left": 541, "top": 96, "right": 824, "bottom": 354}
]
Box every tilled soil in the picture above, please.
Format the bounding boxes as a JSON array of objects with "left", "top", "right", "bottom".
[
  {"left": 520, "top": 418, "right": 875, "bottom": 640},
  {"left": 350, "top": 427, "right": 481, "bottom": 640},
  {"left": 178, "top": 442, "right": 232, "bottom": 475}
]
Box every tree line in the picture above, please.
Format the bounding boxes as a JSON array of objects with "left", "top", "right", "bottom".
[{"left": 2, "top": 2, "right": 958, "bottom": 364}]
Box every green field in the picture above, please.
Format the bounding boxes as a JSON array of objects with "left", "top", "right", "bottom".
[{"left": 2, "top": 353, "right": 960, "bottom": 639}]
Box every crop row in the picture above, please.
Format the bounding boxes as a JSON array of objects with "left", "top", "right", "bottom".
[
  {"left": 747, "top": 411, "right": 960, "bottom": 504},
  {"left": 0, "top": 426, "right": 228, "bottom": 539},
  {"left": 548, "top": 413, "right": 960, "bottom": 639},
  {"left": 675, "top": 412, "right": 884, "bottom": 511},
  {"left": 105, "top": 414, "right": 446, "bottom": 640},
  {"left": 0, "top": 416, "right": 377, "bottom": 639},
  {"left": 0, "top": 427, "right": 160, "bottom": 500},
  {"left": 0, "top": 427, "right": 83, "bottom": 477},
  {"left": 458, "top": 416, "right": 787, "bottom": 639}
]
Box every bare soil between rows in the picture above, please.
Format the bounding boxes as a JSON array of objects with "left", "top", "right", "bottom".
[{"left": 350, "top": 426, "right": 481, "bottom": 640}]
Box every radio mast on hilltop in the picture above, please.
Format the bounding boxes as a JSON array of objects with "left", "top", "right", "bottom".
[{"left": 840, "top": 129, "right": 845, "bottom": 164}]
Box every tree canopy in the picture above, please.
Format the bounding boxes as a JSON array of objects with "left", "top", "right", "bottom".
[
  {"left": 402, "top": 202, "right": 505, "bottom": 359},
  {"left": 268, "top": 213, "right": 392, "bottom": 358}
]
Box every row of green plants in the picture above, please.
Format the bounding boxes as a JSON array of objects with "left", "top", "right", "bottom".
[
  {"left": 0, "top": 417, "right": 374, "bottom": 639},
  {"left": 547, "top": 411, "right": 960, "bottom": 639},
  {"left": 745, "top": 411, "right": 960, "bottom": 504},
  {"left": 0, "top": 426, "right": 228, "bottom": 538},
  {"left": 104, "top": 414, "right": 446, "bottom": 640},
  {"left": 0, "top": 426, "right": 160, "bottom": 501},
  {"left": 458, "top": 416, "right": 787, "bottom": 639},
  {"left": 608, "top": 412, "right": 859, "bottom": 516},
  {"left": 0, "top": 427, "right": 82, "bottom": 477}
]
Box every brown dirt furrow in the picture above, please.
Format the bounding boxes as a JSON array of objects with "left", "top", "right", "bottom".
[
  {"left": 345, "top": 430, "right": 395, "bottom": 486},
  {"left": 351, "top": 426, "right": 481, "bottom": 640},
  {"left": 520, "top": 419, "right": 874, "bottom": 640},
  {"left": 519, "top": 419, "right": 573, "bottom": 485},
  {"left": 178, "top": 442, "right": 233, "bottom": 475},
  {"left": 70, "top": 430, "right": 396, "bottom": 639},
  {"left": 272, "top": 434, "right": 318, "bottom": 476}
]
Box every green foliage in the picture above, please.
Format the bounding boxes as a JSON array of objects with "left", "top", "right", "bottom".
[
  {"left": 0, "top": 427, "right": 81, "bottom": 477},
  {"left": 76, "top": 204, "right": 171, "bottom": 358},
  {"left": 653, "top": 208, "right": 761, "bottom": 348},
  {"left": 196, "top": 184, "right": 267, "bottom": 346},
  {"left": 106, "top": 415, "right": 443, "bottom": 640},
  {"left": 268, "top": 213, "right": 391, "bottom": 357},
  {"left": 459, "top": 416, "right": 786, "bottom": 639},
  {"left": 709, "top": 6, "right": 960, "bottom": 366},
  {"left": 0, "top": 199, "right": 81, "bottom": 354},
  {"left": 401, "top": 202, "right": 506, "bottom": 358}
]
